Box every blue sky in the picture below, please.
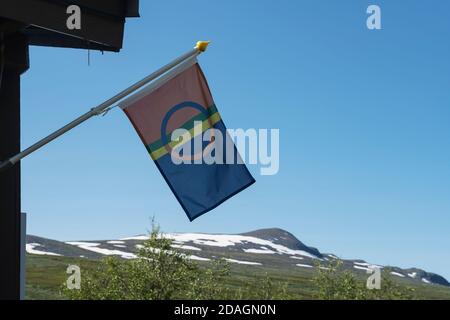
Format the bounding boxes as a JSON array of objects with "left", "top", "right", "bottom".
[{"left": 21, "top": 1, "right": 450, "bottom": 279}]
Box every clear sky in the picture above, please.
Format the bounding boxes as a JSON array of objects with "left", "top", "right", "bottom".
[{"left": 21, "top": 1, "right": 450, "bottom": 279}]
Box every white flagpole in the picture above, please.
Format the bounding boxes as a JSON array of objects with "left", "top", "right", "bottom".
[{"left": 0, "top": 41, "right": 210, "bottom": 173}]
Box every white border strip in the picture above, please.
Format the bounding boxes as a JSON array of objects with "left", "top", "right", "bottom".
[{"left": 119, "top": 57, "right": 198, "bottom": 110}]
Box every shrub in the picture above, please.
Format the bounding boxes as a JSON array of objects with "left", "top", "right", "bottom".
[
  {"left": 312, "top": 260, "right": 415, "bottom": 300},
  {"left": 63, "top": 223, "right": 288, "bottom": 300}
]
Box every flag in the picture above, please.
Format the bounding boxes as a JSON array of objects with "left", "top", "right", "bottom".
[{"left": 120, "top": 58, "right": 255, "bottom": 221}]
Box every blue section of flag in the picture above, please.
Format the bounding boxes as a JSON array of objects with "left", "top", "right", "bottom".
[{"left": 154, "top": 120, "right": 255, "bottom": 221}]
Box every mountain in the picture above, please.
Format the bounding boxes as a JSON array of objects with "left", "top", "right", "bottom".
[
  {"left": 241, "top": 228, "right": 323, "bottom": 258},
  {"left": 26, "top": 228, "right": 450, "bottom": 287}
]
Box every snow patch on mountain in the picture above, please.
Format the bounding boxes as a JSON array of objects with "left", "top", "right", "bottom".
[
  {"left": 225, "top": 259, "right": 262, "bottom": 266},
  {"left": 160, "top": 233, "right": 321, "bottom": 259},
  {"left": 244, "top": 248, "right": 276, "bottom": 254},
  {"left": 354, "top": 262, "right": 383, "bottom": 269},
  {"left": 26, "top": 243, "right": 61, "bottom": 256},
  {"left": 120, "top": 235, "right": 148, "bottom": 241},
  {"left": 66, "top": 241, "right": 137, "bottom": 259},
  {"left": 171, "top": 244, "right": 202, "bottom": 251},
  {"left": 390, "top": 272, "right": 405, "bottom": 278},
  {"left": 189, "top": 255, "right": 210, "bottom": 261},
  {"left": 354, "top": 265, "right": 370, "bottom": 272},
  {"left": 107, "top": 241, "right": 125, "bottom": 244}
]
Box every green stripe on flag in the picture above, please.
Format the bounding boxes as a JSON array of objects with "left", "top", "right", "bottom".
[{"left": 147, "top": 104, "right": 219, "bottom": 153}]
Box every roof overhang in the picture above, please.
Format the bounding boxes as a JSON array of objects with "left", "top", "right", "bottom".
[{"left": 0, "top": 0, "right": 139, "bottom": 52}]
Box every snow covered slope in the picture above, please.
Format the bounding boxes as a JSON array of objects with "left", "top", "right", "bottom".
[{"left": 26, "top": 228, "right": 450, "bottom": 287}]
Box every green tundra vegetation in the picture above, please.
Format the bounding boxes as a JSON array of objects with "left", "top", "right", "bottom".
[
  {"left": 26, "top": 225, "right": 450, "bottom": 300},
  {"left": 61, "top": 225, "right": 291, "bottom": 300},
  {"left": 312, "top": 260, "right": 415, "bottom": 300}
]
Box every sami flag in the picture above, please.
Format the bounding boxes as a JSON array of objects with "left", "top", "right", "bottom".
[{"left": 119, "top": 58, "right": 255, "bottom": 221}]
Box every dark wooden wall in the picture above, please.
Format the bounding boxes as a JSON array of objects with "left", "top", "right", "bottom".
[{"left": 0, "top": 31, "right": 29, "bottom": 300}]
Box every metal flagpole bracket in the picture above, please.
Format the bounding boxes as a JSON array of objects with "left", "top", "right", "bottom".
[{"left": 99, "top": 105, "right": 116, "bottom": 117}]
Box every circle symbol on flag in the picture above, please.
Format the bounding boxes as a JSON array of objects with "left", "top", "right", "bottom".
[{"left": 161, "top": 101, "right": 216, "bottom": 162}]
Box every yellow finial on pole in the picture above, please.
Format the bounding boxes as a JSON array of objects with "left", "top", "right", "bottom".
[{"left": 195, "top": 41, "right": 211, "bottom": 52}]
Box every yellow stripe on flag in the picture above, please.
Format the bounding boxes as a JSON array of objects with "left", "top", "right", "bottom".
[{"left": 150, "top": 112, "right": 222, "bottom": 160}]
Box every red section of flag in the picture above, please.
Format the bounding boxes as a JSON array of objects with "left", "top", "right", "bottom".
[{"left": 123, "top": 64, "right": 214, "bottom": 146}]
